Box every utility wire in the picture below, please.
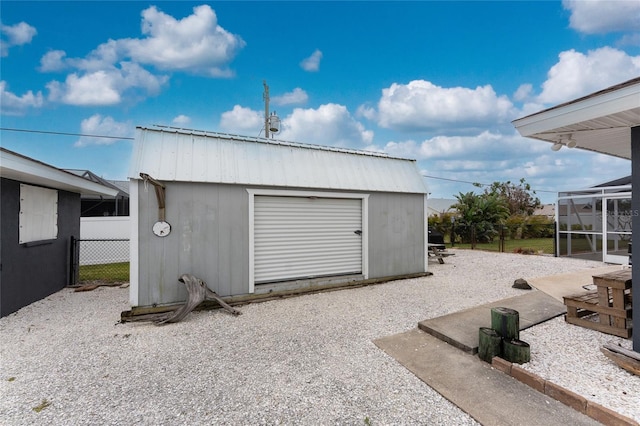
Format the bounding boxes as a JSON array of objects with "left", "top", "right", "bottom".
[
  {"left": 421, "top": 173, "right": 557, "bottom": 194},
  {"left": 2, "top": 126, "right": 558, "bottom": 194},
  {"left": 0, "top": 127, "right": 134, "bottom": 140}
]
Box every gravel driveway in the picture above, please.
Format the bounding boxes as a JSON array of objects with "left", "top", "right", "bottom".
[{"left": 1, "top": 249, "right": 638, "bottom": 425}]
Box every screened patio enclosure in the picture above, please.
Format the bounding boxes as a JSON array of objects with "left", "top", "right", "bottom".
[{"left": 558, "top": 178, "right": 631, "bottom": 265}]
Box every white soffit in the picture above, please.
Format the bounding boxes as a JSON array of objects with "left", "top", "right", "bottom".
[
  {"left": 130, "top": 127, "right": 429, "bottom": 194},
  {"left": 1, "top": 148, "right": 119, "bottom": 196},
  {"left": 512, "top": 77, "right": 640, "bottom": 160}
]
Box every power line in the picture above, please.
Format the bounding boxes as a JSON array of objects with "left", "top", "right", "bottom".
[
  {"left": 0, "top": 127, "right": 134, "bottom": 140},
  {"left": 422, "top": 173, "right": 557, "bottom": 194},
  {"left": 2, "top": 126, "right": 558, "bottom": 194}
]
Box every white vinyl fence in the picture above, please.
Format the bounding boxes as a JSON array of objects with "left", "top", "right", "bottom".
[{"left": 79, "top": 217, "right": 130, "bottom": 265}]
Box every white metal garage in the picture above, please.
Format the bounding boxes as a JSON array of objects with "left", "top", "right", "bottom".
[{"left": 130, "top": 127, "right": 429, "bottom": 308}]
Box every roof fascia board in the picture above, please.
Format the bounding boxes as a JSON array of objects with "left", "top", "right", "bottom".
[
  {"left": 513, "top": 82, "right": 640, "bottom": 137},
  {"left": 1, "top": 150, "right": 119, "bottom": 196}
]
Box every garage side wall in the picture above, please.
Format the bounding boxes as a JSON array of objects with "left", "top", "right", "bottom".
[
  {"left": 368, "top": 192, "right": 426, "bottom": 278},
  {"left": 135, "top": 181, "right": 425, "bottom": 307},
  {"left": 136, "top": 181, "right": 249, "bottom": 307}
]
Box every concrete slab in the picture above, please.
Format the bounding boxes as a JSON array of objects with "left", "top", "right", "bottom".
[
  {"left": 527, "top": 265, "right": 622, "bottom": 302},
  {"left": 418, "top": 291, "right": 566, "bottom": 354},
  {"left": 374, "top": 328, "right": 601, "bottom": 426}
]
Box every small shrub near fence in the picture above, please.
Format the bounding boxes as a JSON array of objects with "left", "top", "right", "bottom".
[{"left": 71, "top": 238, "right": 130, "bottom": 285}]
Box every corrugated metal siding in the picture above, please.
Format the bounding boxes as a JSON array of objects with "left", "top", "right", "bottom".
[
  {"left": 368, "top": 192, "right": 426, "bottom": 278},
  {"left": 254, "top": 196, "right": 362, "bottom": 283},
  {"left": 130, "top": 127, "right": 428, "bottom": 194},
  {"left": 136, "top": 181, "right": 249, "bottom": 306}
]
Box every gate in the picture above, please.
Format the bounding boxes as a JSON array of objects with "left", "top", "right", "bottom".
[{"left": 70, "top": 237, "right": 130, "bottom": 286}]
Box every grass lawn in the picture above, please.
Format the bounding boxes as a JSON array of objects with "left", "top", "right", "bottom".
[
  {"left": 79, "top": 262, "right": 130, "bottom": 282},
  {"left": 452, "top": 238, "right": 554, "bottom": 254}
]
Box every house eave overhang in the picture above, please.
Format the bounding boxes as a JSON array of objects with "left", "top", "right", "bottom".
[
  {"left": 512, "top": 77, "right": 640, "bottom": 160},
  {"left": 1, "top": 149, "right": 119, "bottom": 196}
]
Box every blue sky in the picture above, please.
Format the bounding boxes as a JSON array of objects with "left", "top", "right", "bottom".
[{"left": 2, "top": 1, "right": 639, "bottom": 204}]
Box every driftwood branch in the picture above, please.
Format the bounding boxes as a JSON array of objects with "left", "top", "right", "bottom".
[
  {"left": 122, "top": 274, "right": 241, "bottom": 324},
  {"left": 601, "top": 344, "right": 640, "bottom": 376}
]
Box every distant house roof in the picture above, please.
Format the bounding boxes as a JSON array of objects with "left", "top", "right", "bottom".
[
  {"left": 534, "top": 204, "right": 555, "bottom": 218},
  {"left": 129, "top": 126, "right": 429, "bottom": 194},
  {"left": 593, "top": 175, "right": 631, "bottom": 188},
  {"left": 512, "top": 77, "right": 640, "bottom": 160},
  {"left": 427, "top": 198, "right": 456, "bottom": 216},
  {"left": 1, "top": 148, "right": 118, "bottom": 197},
  {"left": 65, "top": 169, "right": 129, "bottom": 199}
]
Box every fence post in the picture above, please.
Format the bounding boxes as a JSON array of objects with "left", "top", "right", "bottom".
[
  {"left": 471, "top": 225, "right": 476, "bottom": 249},
  {"left": 553, "top": 222, "right": 558, "bottom": 257},
  {"left": 69, "top": 236, "right": 80, "bottom": 286}
]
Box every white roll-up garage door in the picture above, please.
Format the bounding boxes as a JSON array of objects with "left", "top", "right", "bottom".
[{"left": 254, "top": 195, "right": 363, "bottom": 283}]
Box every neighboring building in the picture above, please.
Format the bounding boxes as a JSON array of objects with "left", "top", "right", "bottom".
[
  {"left": 556, "top": 176, "right": 632, "bottom": 264},
  {"left": 66, "top": 169, "right": 129, "bottom": 216},
  {"left": 128, "top": 127, "right": 429, "bottom": 310},
  {"left": 534, "top": 204, "right": 555, "bottom": 219},
  {"left": 512, "top": 76, "right": 640, "bottom": 352},
  {"left": 0, "top": 148, "right": 118, "bottom": 317},
  {"left": 427, "top": 198, "right": 456, "bottom": 217}
]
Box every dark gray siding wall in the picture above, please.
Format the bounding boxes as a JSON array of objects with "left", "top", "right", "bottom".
[
  {"left": 631, "top": 125, "right": 639, "bottom": 352},
  {"left": 136, "top": 181, "right": 425, "bottom": 307},
  {"left": 0, "top": 178, "right": 80, "bottom": 317},
  {"left": 368, "top": 192, "right": 425, "bottom": 278}
]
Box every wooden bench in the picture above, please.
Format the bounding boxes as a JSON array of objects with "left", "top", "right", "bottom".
[
  {"left": 428, "top": 244, "right": 455, "bottom": 264},
  {"left": 563, "top": 269, "right": 632, "bottom": 338}
]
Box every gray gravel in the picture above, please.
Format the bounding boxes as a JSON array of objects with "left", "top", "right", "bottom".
[{"left": 1, "top": 249, "right": 638, "bottom": 425}]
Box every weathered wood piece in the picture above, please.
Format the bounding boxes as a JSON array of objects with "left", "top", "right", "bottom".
[
  {"left": 154, "top": 274, "right": 241, "bottom": 324},
  {"left": 563, "top": 269, "right": 632, "bottom": 339},
  {"left": 204, "top": 287, "right": 242, "bottom": 317},
  {"left": 478, "top": 327, "right": 502, "bottom": 363},
  {"left": 491, "top": 307, "right": 520, "bottom": 340},
  {"left": 502, "top": 339, "right": 531, "bottom": 364},
  {"left": 601, "top": 344, "right": 640, "bottom": 376},
  {"left": 119, "top": 274, "right": 241, "bottom": 324},
  {"left": 427, "top": 245, "right": 455, "bottom": 264}
]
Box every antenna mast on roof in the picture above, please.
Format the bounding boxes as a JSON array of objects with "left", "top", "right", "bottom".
[{"left": 262, "top": 80, "right": 280, "bottom": 139}]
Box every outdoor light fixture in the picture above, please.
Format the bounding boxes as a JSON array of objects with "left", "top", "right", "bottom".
[{"left": 550, "top": 134, "right": 576, "bottom": 151}]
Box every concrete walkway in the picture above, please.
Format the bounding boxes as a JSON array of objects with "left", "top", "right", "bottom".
[
  {"left": 417, "top": 291, "right": 567, "bottom": 354},
  {"left": 374, "top": 328, "right": 601, "bottom": 425}
]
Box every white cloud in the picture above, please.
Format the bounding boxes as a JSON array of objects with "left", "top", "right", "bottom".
[
  {"left": 279, "top": 103, "right": 373, "bottom": 146},
  {"left": 75, "top": 114, "right": 133, "bottom": 147},
  {"left": 0, "top": 80, "right": 43, "bottom": 115},
  {"left": 300, "top": 49, "right": 323, "bottom": 72},
  {"left": 39, "top": 50, "right": 68, "bottom": 72},
  {"left": 172, "top": 115, "right": 191, "bottom": 125},
  {"left": 46, "top": 62, "right": 168, "bottom": 106},
  {"left": 376, "top": 80, "right": 516, "bottom": 132},
  {"left": 272, "top": 88, "right": 308, "bottom": 106},
  {"left": 617, "top": 33, "right": 640, "bottom": 47},
  {"left": 513, "top": 84, "right": 533, "bottom": 102},
  {"left": 380, "top": 131, "right": 505, "bottom": 161},
  {"left": 1, "top": 21, "right": 37, "bottom": 57},
  {"left": 219, "top": 105, "right": 263, "bottom": 134},
  {"left": 563, "top": 0, "right": 640, "bottom": 34},
  {"left": 537, "top": 47, "right": 640, "bottom": 104},
  {"left": 41, "top": 4, "right": 243, "bottom": 107},
  {"left": 119, "top": 4, "right": 245, "bottom": 76}
]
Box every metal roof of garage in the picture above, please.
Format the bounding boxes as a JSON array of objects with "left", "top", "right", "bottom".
[
  {"left": 129, "top": 126, "right": 429, "bottom": 194},
  {"left": 512, "top": 76, "right": 640, "bottom": 160}
]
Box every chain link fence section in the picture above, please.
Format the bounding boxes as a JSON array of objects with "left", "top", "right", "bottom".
[{"left": 70, "top": 237, "right": 130, "bottom": 286}]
